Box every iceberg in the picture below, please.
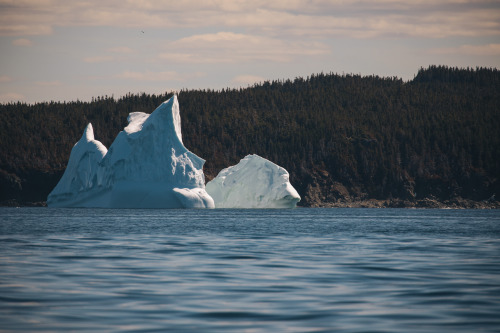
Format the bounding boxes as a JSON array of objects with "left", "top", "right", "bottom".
[
  {"left": 47, "top": 95, "right": 214, "bottom": 208},
  {"left": 206, "top": 154, "right": 301, "bottom": 208}
]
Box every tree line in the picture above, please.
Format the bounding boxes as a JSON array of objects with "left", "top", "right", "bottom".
[{"left": 1, "top": 65, "right": 499, "bottom": 206}]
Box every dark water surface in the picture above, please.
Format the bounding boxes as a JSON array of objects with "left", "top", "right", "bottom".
[{"left": 1, "top": 208, "right": 499, "bottom": 332}]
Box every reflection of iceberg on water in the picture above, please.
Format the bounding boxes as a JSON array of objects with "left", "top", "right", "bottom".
[
  {"left": 47, "top": 95, "right": 215, "bottom": 208},
  {"left": 206, "top": 154, "right": 301, "bottom": 208}
]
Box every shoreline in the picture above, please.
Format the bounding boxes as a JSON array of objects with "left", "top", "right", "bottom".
[
  {"left": 303, "top": 198, "right": 500, "bottom": 209},
  {"left": 1, "top": 198, "right": 499, "bottom": 209}
]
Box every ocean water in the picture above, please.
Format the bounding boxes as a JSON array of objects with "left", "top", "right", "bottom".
[{"left": 1, "top": 208, "right": 499, "bottom": 332}]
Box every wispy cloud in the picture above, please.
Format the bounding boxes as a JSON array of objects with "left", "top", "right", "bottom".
[
  {"left": 430, "top": 43, "right": 500, "bottom": 56},
  {"left": 159, "top": 32, "right": 330, "bottom": 64},
  {"left": 83, "top": 48, "right": 133, "bottom": 63},
  {"left": 36, "top": 80, "right": 62, "bottom": 86},
  {"left": 0, "top": 75, "right": 13, "bottom": 83},
  {"left": 0, "top": 24, "right": 52, "bottom": 36},
  {"left": 107, "top": 46, "right": 134, "bottom": 53},
  {"left": 1, "top": 1, "right": 498, "bottom": 39},
  {"left": 12, "top": 38, "right": 33, "bottom": 46},
  {"left": 116, "top": 70, "right": 205, "bottom": 82},
  {"left": 83, "top": 56, "right": 114, "bottom": 63}
]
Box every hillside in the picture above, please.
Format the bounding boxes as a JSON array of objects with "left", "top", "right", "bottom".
[{"left": 1, "top": 66, "right": 499, "bottom": 207}]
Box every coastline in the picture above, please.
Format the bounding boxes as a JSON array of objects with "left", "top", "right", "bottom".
[
  {"left": 303, "top": 198, "right": 500, "bottom": 209},
  {"left": 1, "top": 198, "right": 499, "bottom": 209}
]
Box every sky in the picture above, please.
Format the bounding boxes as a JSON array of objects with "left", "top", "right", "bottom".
[{"left": 1, "top": 0, "right": 499, "bottom": 104}]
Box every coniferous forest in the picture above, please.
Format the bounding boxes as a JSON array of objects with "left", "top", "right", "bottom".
[{"left": 1, "top": 66, "right": 499, "bottom": 207}]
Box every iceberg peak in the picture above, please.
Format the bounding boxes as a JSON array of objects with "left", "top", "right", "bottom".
[
  {"left": 83, "top": 123, "right": 95, "bottom": 142},
  {"left": 145, "top": 94, "right": 183, "bottom": 144}
]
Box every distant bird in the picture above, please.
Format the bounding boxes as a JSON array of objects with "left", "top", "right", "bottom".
[{"left": 141, "top": 30, "right": 145, "bottom": 34}]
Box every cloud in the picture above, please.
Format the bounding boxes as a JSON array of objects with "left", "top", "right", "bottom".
[
  {"left": 0, "top": 92, "right": 25, "bottom": 103},
  {"left": 12, "top": 38, "right": 33, "bottom": 46},
  {"left": 83, "top": 56, "right": 114, "bottom": 63},
  {"left": 231, "top": 75, "right": 267, "bottom": 86},
  {"left": 430, "top": 43, "right": 500, "bottom": 56},
  {"left": 160, "top": 32, "right": 330, "bottom": 64},
  {"left": 83, "top": 48, "right": 133, "bottom": 63},
  {"left": 0, "top": 24, "right": 52, "bottom": 36},
  {"left": 116, "top": 70, "right": 205, "bottom": 82},
  {"left": 107, "top": 46, "right": 134, "bottom": 53},
  {"left": 0, "top": 75, "right": 13, "bottom": 83},
  {"left": 36, "top": 80, "right": 61, "bottom": 86},
  {"left": 0, "top": 1, "right": 498, "bottom": 39}
]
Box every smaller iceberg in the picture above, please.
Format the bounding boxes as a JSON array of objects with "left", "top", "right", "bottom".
[{"left": 206, "top": 154, "right": 301, "bottom": 208}]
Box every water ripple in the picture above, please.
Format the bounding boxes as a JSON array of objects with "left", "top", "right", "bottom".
[{"left": 1, "top": 208, "right": 499, "bottom": 332}]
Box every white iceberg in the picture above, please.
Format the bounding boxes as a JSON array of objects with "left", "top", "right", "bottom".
[
  {"left": 47, "top": 95, "right": 214, "bottom": 208},
  {"left": 206, "top": 154, "right": 301, "bottom": 208}
]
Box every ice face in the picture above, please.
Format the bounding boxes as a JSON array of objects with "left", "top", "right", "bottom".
[
  {"left": 47, "top": 95, "right": 214, "bottom": 209},
  {"left": 99, "top": 96, "right": 206, "bottom": 190},
  {"left": 206, "top": 154, "right": 301, "bottom": 208}
]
